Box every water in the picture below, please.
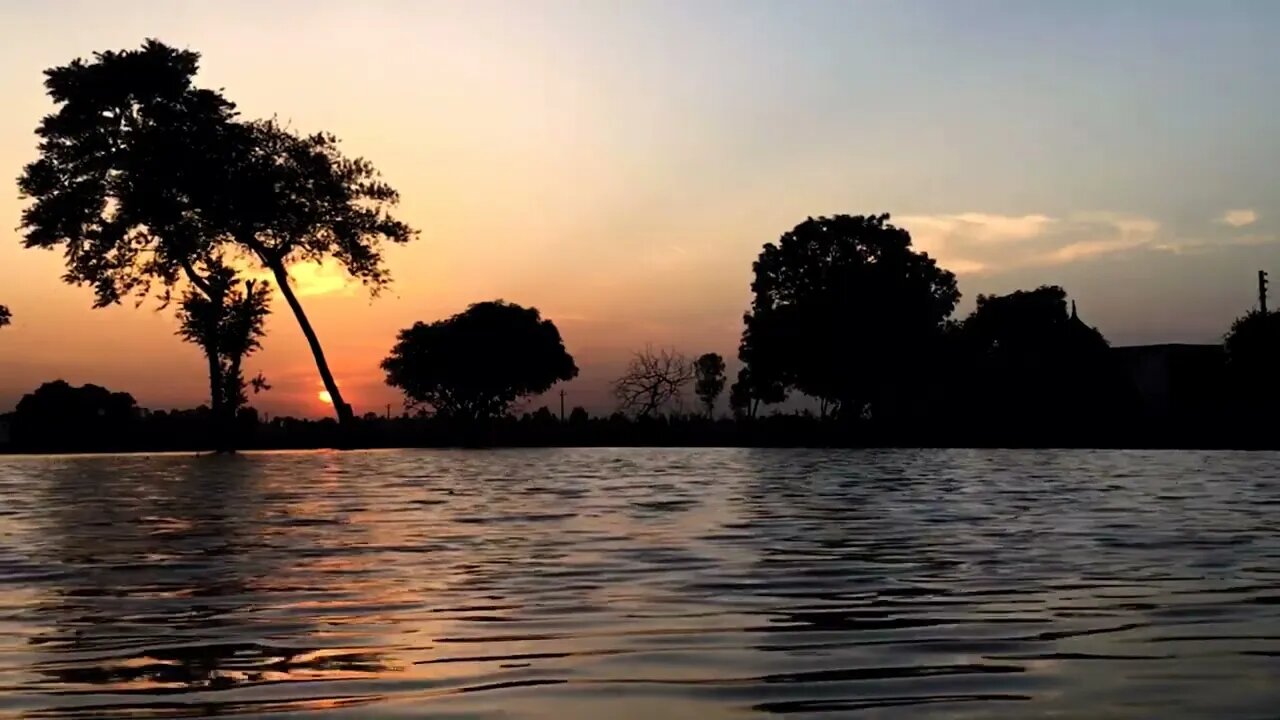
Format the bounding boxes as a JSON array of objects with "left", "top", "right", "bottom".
[{"left": 0, "top": 448, "right": 1277, "bottom": 719}]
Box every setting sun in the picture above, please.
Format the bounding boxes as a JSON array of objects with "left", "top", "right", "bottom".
[{"left": 317, "top": 390, "right": 333, "bottom": 405}]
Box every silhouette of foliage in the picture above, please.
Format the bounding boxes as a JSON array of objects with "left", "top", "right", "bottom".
[
  {"left": 1224, "top": 309, "right": 1280, "bottom": 418},
  {"left": 206, "top": 119, "right": 416, "bottom": 423},
  {"left": 382, "top": 301, "right": 578, "bottom": 421},
  {"left": 175, "top": 266, "right": 270, "bottom": 450},
  {"left": 0, "top": 305, "right": 9, "bottom": 328},
  {"left": 694, "top": 353, "right": 727, "bottom": 418},
  {"left": 728, "top": 362, "right": 786, "bottom": 419},
  {"left": 12, "top": 381, "right": 140, "bottom": 451},
  {"left": 954, "top": 286, "right": 1127, "bottom": 439},
  {"left": 613, "top": 346, "right": 694, "bottom": 418},
  {"left": 17, "top": 40, "right": 416, "bottom": 426},
  {"left": 17, "top": 41, "right": 238, "bottom": 308},
  {"left": 741, "top": 214, "right": 959, "bottom": 421}
]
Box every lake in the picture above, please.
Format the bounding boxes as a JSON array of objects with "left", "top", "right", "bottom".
[{"left": 0, "top": 448, "right": 1277, "bottom": 718}]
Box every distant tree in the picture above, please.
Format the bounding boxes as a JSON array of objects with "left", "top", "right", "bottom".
[
  {"left": 613, "top": 346, "right": 694, "bottom": 418},
  {"left": 175, "top": 267, "right": 270, "bottom": 450},
  {"left": 693, "top": 353, "right": 727, "bottom": 417},
  {"left": 0, "top": 305, "right": 9, "bottom": 328},
  {"left": 741, "top": 214, "right": 959, "bottom": 421},
  {"left": 17, "top": 41, "right": 415, "bottom": 427},
  {"left": 382, "top": 301, "right": 578, "bottom": 422},
  {"left": 11, "top": 381, "right": 140, "bottom": 450},
  {"left": 1224, "top": 309, "right": 1280, "bottom": 418},
  {"left": 568, "top": 406, "right": 590, "bottom": 425},
  {"left": 728, "top": 362, "right": 787, "bottom": 419},
  {"left": 957, "top": 286, "right": 1123, "bottom": 436}
]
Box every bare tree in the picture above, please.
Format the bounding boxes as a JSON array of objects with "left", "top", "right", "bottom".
[{"left": 613, "top": 346, "right": 695, "bottom": 418}]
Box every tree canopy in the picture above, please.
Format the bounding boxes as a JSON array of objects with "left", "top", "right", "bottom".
[
  {"left": 740, "top": 214, "right": 959, "bottom": 421},
  {"left": 12, "top": 381, "right": 140, "bottom": 450},
  {"left": 17, "top": 40, "right": 416, "bottom": 424},
  {"left": 382, "top": 301, "right": 578, "bottom": 421},
  {"left": 1224, "top": 309, "right": 1280, "bottom": 415},
  {"left": 694, "top": 353, "right": 727, "bottom": 417},
  {"left": 954, "top": 285, "right": 1126, "bottom": 437}
]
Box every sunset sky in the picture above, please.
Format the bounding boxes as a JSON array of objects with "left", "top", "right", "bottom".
[{"left": 3, "top": 0, "right": 1280, "bottom": 417}]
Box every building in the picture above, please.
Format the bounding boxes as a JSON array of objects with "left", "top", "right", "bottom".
[{"left": 1111, "top": 343, "right": 1226, "bottom": 422}]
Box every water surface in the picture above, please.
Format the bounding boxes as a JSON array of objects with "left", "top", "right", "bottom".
[{"left": 0, "top": 448, "right": 1277, "bottom": 718}]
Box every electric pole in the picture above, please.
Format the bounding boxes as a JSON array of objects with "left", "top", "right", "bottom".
[
  {"left": 1260, "top": 270, "right": 1269, "bottom": 313},
  {"left": 559, "top": 389, "right": 566, "bottom": 422}
]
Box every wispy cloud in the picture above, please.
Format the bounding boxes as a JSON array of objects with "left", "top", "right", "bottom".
[
  {"left": 898, "top": 211, "right": 1160, "bottom": 275},
  {"left": 1219, "top": 209, "right": 1258, "bottom": 228}
]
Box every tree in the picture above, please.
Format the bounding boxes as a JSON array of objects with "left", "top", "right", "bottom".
[
  {"left": 175, "top": 266, "right": 270, "bottom": 450},
  {"left": 18, "top": 41, "right": 239, "bottom": 308},
  {"left": 17, "top": 41, "right": 415, "bottom": 426},
  {"left": 956, "top": 286, "right": 1124, "bottom": 439},
  {"left": 613, "top": 346, "right": 694, "bottom": 418},
  {"left": 11, "top": 381, "right": 140, "bottom": 451},
  {"left": 693, "top": 353, "right": 727, "bottom": 417},
  {"left": 382, "top": 301, "right": 578, "bottom": 422},
  {"left": 0, "top": 305, "right": 9, "bottom": 329},
  {"left": 741, "top": 214, "right": 959, "bottom": 421},
  {"left": 207, "top": 119, "right": 415, "bottom": 423},
  {"left": 1224, "top": 309, "right": 1280, "bottom": 420}
]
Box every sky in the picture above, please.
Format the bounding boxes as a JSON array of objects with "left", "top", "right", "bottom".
[{"left": 2, "top": 0, "right": 1280, "bottom": 417}]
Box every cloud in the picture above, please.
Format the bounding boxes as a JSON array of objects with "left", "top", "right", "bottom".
[
  {"left": 1219, "top": 209, "right": 1258, "bottom": 228},
  {"left": 898, "top": 211, "right": 1160, "bottom": 275}
]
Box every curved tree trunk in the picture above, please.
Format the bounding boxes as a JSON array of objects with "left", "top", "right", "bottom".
[{"left": 268, "top": 260, "right": 355, "bottom": 426}]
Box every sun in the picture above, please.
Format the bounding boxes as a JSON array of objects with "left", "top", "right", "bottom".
[{"left": 317, "top": 390, "right": 333, "bottom": 405}]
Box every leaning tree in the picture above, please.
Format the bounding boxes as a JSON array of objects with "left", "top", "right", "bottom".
[
  {"left": 382, "top": 301, "right": 579, "bottom": 422},
  {"left": 17, "top": 40, "right": 415, "bottom": 426}
]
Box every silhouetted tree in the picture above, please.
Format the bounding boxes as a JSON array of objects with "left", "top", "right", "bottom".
[
  {"left": 205, "top": 119, "right": 415, "bottom": 424},
  {"left": 613, "top": 346, "right": 694, "bottom": 418},
  {"left": 956, "top": 286, "right": 1123, "bottom": 439},
  {"left": 0, "top": 305, "right": 9, "bottom": 328},
  {"left": 741, "top": 214, "right": 959, "bottom": 422},
  {"left": 569, "top": 406, "right": 590, "bottom": 425},
  {"left": 1224, "top": 309, "right": 1280, "bottom": 421},
  {"left": 728, "top": 363, "right": 786, "bottom": 419},
  {"left": 382, "top": 301, "right": 578, "bottom": 422},
  {"left": 12, "top": 381, "right": 139, "bottom": 451},
  {"left": 17, "top": 41, "right": 415, "bottom": 427},
  {"left": 694, "top": 353, "right": 727, "bottom": 418},
  {"left": 175, "top": 266, "right": 270, "bottom": 450}
]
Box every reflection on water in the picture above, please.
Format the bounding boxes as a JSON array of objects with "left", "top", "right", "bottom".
[{"left": 0, "top": 448, "right": 1277, "bottom": 718}]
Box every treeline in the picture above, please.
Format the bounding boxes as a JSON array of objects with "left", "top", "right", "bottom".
[{"left": 5, "top": 43, "right": 1280, "bottom": 452}]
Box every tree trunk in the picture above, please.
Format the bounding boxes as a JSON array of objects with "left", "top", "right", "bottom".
[
  {"left": 206, "top": 351, "right": 230, "bottom": 453},
  {"left": 268, "top": 260, "right": 355, "bottom": 426}
]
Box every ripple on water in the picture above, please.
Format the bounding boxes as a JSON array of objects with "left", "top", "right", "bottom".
[{"left": 0, "top": 448, "right": 1278, "bottom": 718}]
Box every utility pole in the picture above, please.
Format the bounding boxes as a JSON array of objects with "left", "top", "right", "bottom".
[
  {"left": 1260, "top": 270, "right": 1269, "bottom": 314},
  {"left": 386, "top": 403, "right": 391, "bottom": 420},
  {"left": 559, "top": 389, "right": 566, "bottom": 422}
]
